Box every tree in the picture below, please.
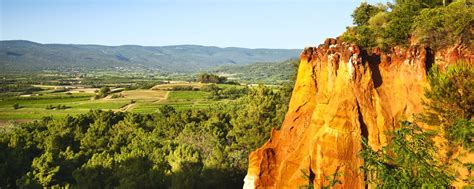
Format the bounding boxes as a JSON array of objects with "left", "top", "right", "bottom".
[
  {"left": 419, "top": 62, "right": 473, "bottom": 151},
  {"left": 360, "top": 121, "right": 455, "bottom": 188},
  {"left": 197, "top": 73, "right": 227, "bottom": 83},
  {"left": 361, "top": 62, "right": 473, "bottom": 187},
  {"left": 12, "top": 103, "right": 20, "bottom": 109},
  {"left": 96, "top": 86, "right": 111, "bottom": 98},
  {"left": 412, "top": 0, "right": 473, "bottom": 49},
  {"left": 168, "top": 144, "right": 204, "bottom": 189},
  {"left": 352, "top": 2, "right": 386, "bottom": 26},
  {"left": 227, "top": 85, "right": 284, "bottom": 170}
]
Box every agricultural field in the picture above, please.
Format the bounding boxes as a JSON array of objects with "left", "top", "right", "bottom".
[{"left": 0, "top": 82, "right": 237, "bottom": 126}]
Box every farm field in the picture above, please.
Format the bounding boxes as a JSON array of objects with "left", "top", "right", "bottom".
[{"left": 0, "top": 82, "right": 235, "bottom": 126}]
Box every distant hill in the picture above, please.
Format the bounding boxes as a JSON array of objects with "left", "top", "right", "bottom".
[
  {"left": 0, "top": 40, "right": 300, "bottom": 73},
  {"left": 212, "top": 59, "right": 299, "bottom": 84}
]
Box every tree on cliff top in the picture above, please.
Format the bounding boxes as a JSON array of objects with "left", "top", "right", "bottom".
[
  {"left": 344, "top": 0, "right": 472, "bottom": 49},
  {"left": 412, "top": 0, "right": 474, "bottom": 49},
  {"left": 351, "top": 2, "right": 386, "bottom": 26}
]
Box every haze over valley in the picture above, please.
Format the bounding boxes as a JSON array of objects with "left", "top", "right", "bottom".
[{"left": 0, "top": 40, "right": 300, "bottom": 72}]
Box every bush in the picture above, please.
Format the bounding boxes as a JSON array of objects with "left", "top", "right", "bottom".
[
  {"left": 419, "top": 62, "right": 474, "bottom": 151},
  {"left": 351, "top": 2, "right": 386, "bottom": 26},
  {"left": 110, "top": 94, "right": 123, "bottom": 99},
  {"left": 45, "top": 104, "right": 68, "bottom": 110},
  {"left": 412, "top": 0, "right": 473, "bottom": 49},
  {"left": 97, "top": 86, "right": 110, "bottom": 98},
  {"left": 344, "top": 0, "right": 456, "bottom": 49},
  {"left": 201, "top": 84, "right": 220, "bottom": 92},
  {"left": 197, "top": 73, "right": 227, "bottom": 84},
  {"left": 12, "top": 103, "right": 21, "bottom": 109},
  {"left": 170, "top": 86, "right": 194, "bottom": 91},
  {"left": 45, "top": 104, "right": 53, "bottom": 110},
  {"left": 360, "top": 122, "right": 455, "bottom": 188}
]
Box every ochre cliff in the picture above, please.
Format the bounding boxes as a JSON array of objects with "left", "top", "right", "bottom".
[{"left": 244, "top": 38, "right": 473, "bottom": 188}]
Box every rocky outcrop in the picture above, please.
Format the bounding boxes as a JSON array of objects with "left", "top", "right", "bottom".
[{"left": 244, "top": 38, "right": 471, "bottom": 188}]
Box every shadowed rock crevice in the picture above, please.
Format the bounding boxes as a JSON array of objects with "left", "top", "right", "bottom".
[
  {"left": 425, "top": 47, "right": 435, "bottom": 73},
  {"left": 366, "top": 52, "right": 382, "bottom": 88},
  {"left": 357, "top": 103, "right": 369, "bottom": 142}
]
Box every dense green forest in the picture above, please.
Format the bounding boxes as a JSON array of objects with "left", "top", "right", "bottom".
[
  {"left": 0, "top": 84, "right": 292, "bottom": 188},
  {"left": 0, "top": 60, "right": 298, "bottom": 187}
]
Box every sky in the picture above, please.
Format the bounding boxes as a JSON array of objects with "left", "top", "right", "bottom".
[{"left": 1, "top": 0, "right": 388, "bottom": 49}]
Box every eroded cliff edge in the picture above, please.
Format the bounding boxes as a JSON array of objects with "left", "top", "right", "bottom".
[{"left": 244, "top": 38, "right": 473, "bottom": 188}]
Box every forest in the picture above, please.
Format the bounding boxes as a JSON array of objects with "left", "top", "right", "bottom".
[{"left": 0, "top": 84, "right": 293, "bottom": 188}]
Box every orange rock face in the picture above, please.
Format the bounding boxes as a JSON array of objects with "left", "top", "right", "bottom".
[{"left": 244, "top": 39, "right": 471, "bottom": 189}]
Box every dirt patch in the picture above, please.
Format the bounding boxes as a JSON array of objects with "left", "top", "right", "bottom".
[
  {"left": 151, "top": 82, "right": 204, "bottom": 90},
  {"left": 0, "top": 119, "right": 34, "bottom": 127}
]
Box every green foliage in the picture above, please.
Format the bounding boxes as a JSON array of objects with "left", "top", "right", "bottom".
[
  {"left": 344, "top": 2, "right": 388, "bottom": 48},
  {"left": 412, "top": 0, "right": 474, "bottom": 49},
  {"left": 0, "top": 83, "right": 42, "bottom": 94},
  {"left": 125, "top": 81, "right": 164, "bottom": 90},
  {"left": 360, "top": 62, "right": 472, "bottom": 187},
  {"left": 169, "top": 85, "right": 196, "bottom": 91},
  {"left": 299, "top": 168, "right": 342, "bottom": 189},
  {"left": 110, "top": 93, "right": 123, "bottom": 99},
  {"left": 45, "top": 104, "right": 68, "bottom": 110},
  {"left": 227, "top": 85, "right": 288, "bottom": 170},
  {"left": 197, "top": 73, "right": 227, "bottom": 84},
  {"left": 212, "top": 59, "right": 299, "bottom": 85},
  {"left": 96, "top": 86, "right": 111, "bottom": 98},
  {"left": 204, "top": 84, "right": 248, "bottom": 100},
  {"left": 0, "top": 81, "right": 293, "bottom": 188},
  {"left": 168, "top": 145, "right": 203, "bottom": 189},
  {"left": 420, "top": 62, "right": 474, "bottom": 151},
  {"left": 383, "top": 1, "right": 427, "bottom": 46},
  {"left": 351, "top": 2, "right": 386, "bottom": 26},
  {"left": 12, "top": 103, "right": 21, "bottom": 109},
  {"left": 344, "top": 0, "right": 470, "bottom": 49},
  {"left": 360, "top": 121, "right": 455, "bottom": 188},
  {"left": 341, "top": 26, "right": 377, "bottom": 49}
]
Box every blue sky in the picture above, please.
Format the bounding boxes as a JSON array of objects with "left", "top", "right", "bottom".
[{"left": 1, "top": 0, "right": 388, "bottom": 48}]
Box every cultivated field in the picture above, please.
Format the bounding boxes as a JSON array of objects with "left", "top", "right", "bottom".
[{"left": 0, "top": 82, "right": 231, "bottom": 126}]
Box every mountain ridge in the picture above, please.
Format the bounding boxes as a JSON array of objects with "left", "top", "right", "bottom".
[{"left": 0, "top": 40, "right": 300, "bottom": 73}]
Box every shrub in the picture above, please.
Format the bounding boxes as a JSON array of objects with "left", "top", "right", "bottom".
[
  {"left": 110, "top": 94, "right": 122, "bottom": 99},
  {"left": 360, "top": 121, "right": 455, "bottom": 188},
  {"left": 412, "top": 0, "right": 473, "bottom": 49},
  {"left": 197, "top": 73, "right": 227, "bottom": 84},
  {"left": 12, "top": 103, "right": 21, "bottom": 109},
  {"left": 419, "top": 62, "right": 474, "bottom": 151},
  {"left": 201, "top": 84, "right": 220, "bottom": 92},
  {"left": 351, "top": 2, "right": 386, "bottom": 26},
  {"left": 170, "top": 86, "right": 194, "bottom": 91}
]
